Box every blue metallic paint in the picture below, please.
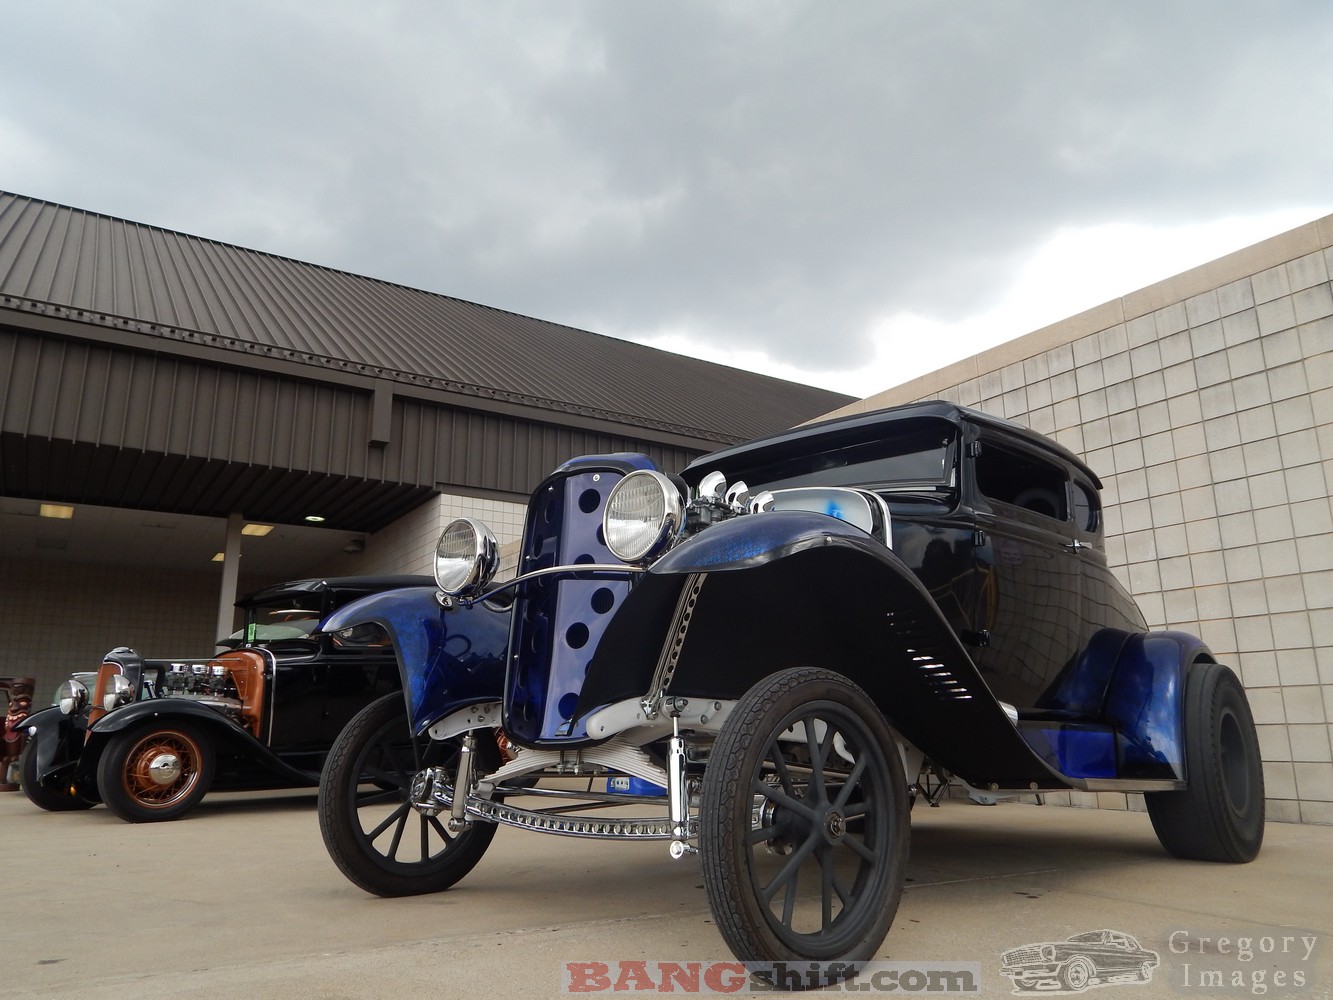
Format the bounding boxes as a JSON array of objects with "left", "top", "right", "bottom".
[
  {"left": 1104, "top": 631, "right": 1200, "bottom": 781},
  {"left": 650, "top": 509, "right": 871, "bottom": 574},
  {"left": 320, "top": 587, "right": 509, "bottom": 736},
  {"left": 506, "top": 469, "right": 635, "bottom": 744}
]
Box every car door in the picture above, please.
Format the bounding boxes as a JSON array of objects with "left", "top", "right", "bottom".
[{"left": 966, "top": 435, "right": 1084, "bottom": 710}]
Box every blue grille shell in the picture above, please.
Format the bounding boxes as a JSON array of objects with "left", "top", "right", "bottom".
[{"left": 504, "top": 460, "right": 650, "bottom": 745}]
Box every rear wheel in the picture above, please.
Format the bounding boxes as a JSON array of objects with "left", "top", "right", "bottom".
[
  {"left": 97, "top": 722, "right": 215, "bottom": 822},
  {"left": 1146, "top": 662, "right": 1264, "bottom": 862},
  {"left": 19, "top": 739, "right": 95, "bottom": 812},
  {"left": 700, "top": 667, "right": 909, "bottom": 977},
  {"left": 319, "top": 692, "right": 499, "bottom": 897}
]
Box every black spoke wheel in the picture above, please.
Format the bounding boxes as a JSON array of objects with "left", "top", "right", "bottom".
[
  {"left": 1146, "top": 662, "right": 1264, "bottom": 863},
  {"left": 19, "top": 739, "right": 95, "bottom": 812},
  {"left": 700, "top": 667, "right": 909, "bottom": 973},
  {"left": 318, "top": 692, "right": 499, "bottom": 897},
  {"left": 96, "top": 721, "right": 215, "bottom": 822}
]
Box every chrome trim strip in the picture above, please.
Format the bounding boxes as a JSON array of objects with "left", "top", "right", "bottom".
[
  {"left": 447, "top": 563, "right": 645, "bottom": 607},
  {"left": 643, "top": 573, "right": 705, "bottom": 712}
]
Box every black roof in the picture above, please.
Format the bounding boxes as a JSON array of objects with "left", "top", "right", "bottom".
[
  {"left": 684, "top": 400, "right": 1101, "bottom": 487},
  {"left": 240, "top": 574, "right": 433, "bottom": 605}
]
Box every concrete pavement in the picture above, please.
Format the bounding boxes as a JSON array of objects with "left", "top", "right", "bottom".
[{"left": 1, "top": 788, "right": 1329, "bottom": 999}]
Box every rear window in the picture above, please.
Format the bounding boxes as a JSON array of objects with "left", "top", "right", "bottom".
[{"left": 975, "top": 442, "right": 1068, "bottom": 522}]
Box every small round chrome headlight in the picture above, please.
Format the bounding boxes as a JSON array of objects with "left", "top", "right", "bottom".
[
  {"left": 435, "top": 517, "right": 500, "bottom": 597},
  {"left": 57, "top": 679, "right": 89, "bottom": 716},
  {"left": 603, "top": 470, "right": 685, "bottom": 564},
  {"left": 102, "top": 673, "right": 135, "bottom": 712}
]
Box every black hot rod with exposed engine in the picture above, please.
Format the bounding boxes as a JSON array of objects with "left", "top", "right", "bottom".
[{"left": 17, "top": 575, "right": 427, "bottom": 821}]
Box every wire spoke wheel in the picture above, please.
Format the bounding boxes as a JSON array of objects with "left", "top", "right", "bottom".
[
  {"left": 319, "top": 692, "right": 498, "bottom": 896},
  {"left": 97, "top": 722, "right": 214, "bottom": 822},
  {"left": 701, "top": 667, "right": 908, "bottom": 976}
]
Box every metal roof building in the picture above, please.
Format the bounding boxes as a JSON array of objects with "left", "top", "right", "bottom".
[
  {"left": 0, "top": 191, "right": 849, "bottom": 533},
  {"left": 0, "top": 191, "right": 851, "bottom": 687}
]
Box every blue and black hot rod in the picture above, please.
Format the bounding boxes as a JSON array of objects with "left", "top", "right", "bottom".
[{"left": 316, "top": 400, "right": 1264, "bottom": 975}]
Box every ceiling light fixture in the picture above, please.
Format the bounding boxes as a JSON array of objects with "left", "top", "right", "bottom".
[
  {"left": 39, "top": 503, "right": 75, "bottom": 519},
  {"left": 211, "top": 552, "right": 225, "bottom": 562},
  {"left": 304, "top": 515, "right": 326, "bottom": 523},
  {"left": 242, "top": 523, "right": 274, "bottom": 536}
]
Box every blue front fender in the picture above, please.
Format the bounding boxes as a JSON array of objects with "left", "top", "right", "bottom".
[
  {"left": 321, "top": 587, "right": 509, "bottom": 735},
  {"left": 653, "top": 509, "right": 872, "bottom": 574}
]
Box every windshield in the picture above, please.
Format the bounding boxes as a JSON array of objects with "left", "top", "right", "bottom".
[
  {"left": 235, "top": 598, "right": 324, "bottom": 643},
  {"left": 716, "top": 419, "right": 957, "bottom": 496}
]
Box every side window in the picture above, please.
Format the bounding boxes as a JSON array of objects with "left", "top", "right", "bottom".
[
  {"left": 975, "top": 442, "right": 1068, "bottom": 521},
  {"left": 1072, "top": 480, "right": 1101, "bottom": 534}
]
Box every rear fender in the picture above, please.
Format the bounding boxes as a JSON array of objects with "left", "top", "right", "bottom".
[
  {"left": 1101, "top": 631, "right": 1205, "bottom": 781},
  {"left": 320, "top": 586, "right": 509, "bottom": 735}
]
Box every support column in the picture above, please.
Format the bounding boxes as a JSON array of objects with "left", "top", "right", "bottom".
[{"left": 214, "top": 513, "right": 244, "bottom": 648}]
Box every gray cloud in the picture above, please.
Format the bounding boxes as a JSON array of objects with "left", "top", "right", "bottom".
[{"left": 4, "top": 1, "right": 1331, "bottom": 382}]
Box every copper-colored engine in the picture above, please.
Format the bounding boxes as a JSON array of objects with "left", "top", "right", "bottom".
[{"left": 96, "top": 650, "right": 268, "bottom": 739}]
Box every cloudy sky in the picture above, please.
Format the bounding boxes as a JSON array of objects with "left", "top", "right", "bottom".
[{"left": 4, "top": 2, "right": 1331, "bottom": 397}]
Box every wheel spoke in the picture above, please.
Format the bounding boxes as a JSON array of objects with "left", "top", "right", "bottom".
[
  {"left": 781, "top": 864, "right": 800, "bottom": 926},
  {"left": 354, "top": 787, "right": 402, "bottom": 808},
  {"left": 754, "top": 776, "right": 819, "bottom": 823},
  {"left": 769, "top": 740, "right": 799, "bottom": 797},
  {"left": 828, "top": 859, "right": 854, "bottom": 907},
  {"left": 841, "top": 832, "right": 876, "bottom": 863},
  {"left": 746, "top": 814, "right": 793, "bottom": 845},
  {"left": 832, "top": 757, "right": 868, "bottom": 810},
  {"left": 759, "top": 828, "right": 820, "bottom": 904},
  {"left": 385, "top": 806, "right": 409, "bottom": 859},
  {"left": 819, "top": 847, "right": 835, "bottom": 930},
  {"left": 366, "top": 800, "right": 412, "bottom": 841},
  {"left": 805, "top": 723, "right": 831, "bottom": 801},
  {"left": 426, "top": 813, "right": 455, "bottom": 844}
]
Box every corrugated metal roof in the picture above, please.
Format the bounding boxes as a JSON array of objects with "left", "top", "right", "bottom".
[{"left": 0, "top": 192, "right": 852, "bottom": 446}]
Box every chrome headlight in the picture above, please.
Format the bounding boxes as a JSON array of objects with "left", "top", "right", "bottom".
[
  {"left": 102, "top": 673, "right": 135, "bottom": 712},
  {"left": 57, "top": 679, "right": 89, "bottom": 716},
  {"left": 435, "top": 517, "right": 500, "bottom": 597},
  {"left": 603, "top": 470, "right": 685, "bottom": 564}
]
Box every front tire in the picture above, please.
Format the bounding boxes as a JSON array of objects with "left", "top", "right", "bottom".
[
  {"left": 1058, "top": 956, "right": 1094, "bottom": 992},
  {"left": 19, "top": 739, "right": 95, "bottom": 812},
  {"left": 700, "top": 667, "right": 909, "bottom": 975},
  {"left": 1146, "top": 662, "right": 1264, "bottom": 862},
  {"left": 96, "top": 722, "right": 215, "bottom": 822},
  {"left": 318, "top": 692, "right": 499, "bottom": 897}
]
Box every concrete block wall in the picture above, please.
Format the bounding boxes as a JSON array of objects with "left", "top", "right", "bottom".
[
  {"left": 0, "top": 558, "right": 221, "bottom": 704},
  {"left": 828, "top": 214, "right": 1333, "bottom": 824},
  {"left": 314, "top": 491, "right": 527, "bottom": 579}
]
